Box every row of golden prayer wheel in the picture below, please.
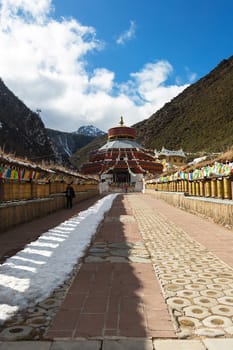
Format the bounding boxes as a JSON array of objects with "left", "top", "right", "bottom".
[{"left": 147, "top": 176, "right": 233, "bottom": 200}]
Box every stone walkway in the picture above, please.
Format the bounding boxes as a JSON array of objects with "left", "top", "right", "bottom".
[
  {"left": 46, "top": 192, "right": 233, "bottom": 340},
  {"left": 46, "top": 195, "right": 175, "bottom": 339},
  {"left": 127, "top": 194, "right": 233, "bottom": 338},
  {"left": 1, "top": 339, "right": 233, "bottom": 350},
  {"left": 1, "top": 193, "right": 233, "bottom": 349}
]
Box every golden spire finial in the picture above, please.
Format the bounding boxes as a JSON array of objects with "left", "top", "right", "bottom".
[{"left": 120, "top": 116, "right": 124, "bottom": 126}]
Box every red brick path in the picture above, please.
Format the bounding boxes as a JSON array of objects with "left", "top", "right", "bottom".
[{"left": 46, "top": 195, "right": 175, "bottom": 339}]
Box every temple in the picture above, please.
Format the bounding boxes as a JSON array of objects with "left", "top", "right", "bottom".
[{"left": 81, "top": 117, "right": 163, "bottom": 188}]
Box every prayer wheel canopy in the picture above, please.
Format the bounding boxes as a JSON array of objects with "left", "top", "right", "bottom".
[
  {"left": 81, "top": 116, "right": 163, "bottom": 178},
  {"left": 108, "top": 117, "right": 136, "bottom": 140}
]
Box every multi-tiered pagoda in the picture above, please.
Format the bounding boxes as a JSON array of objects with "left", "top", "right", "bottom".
[{"left": 81, "top": 117, "right": 163, "bottom": 185}]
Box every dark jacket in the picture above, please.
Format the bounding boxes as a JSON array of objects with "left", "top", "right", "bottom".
[{"left": 65, "top": 186, "right": 75, "bottom": 198}]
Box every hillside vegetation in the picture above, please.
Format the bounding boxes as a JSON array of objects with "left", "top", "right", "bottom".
[
  {"left": 73, "top": 56, "right": 233, "bottom": 168},
  {"left": 134, "top": 56, "right": 233, "bottom": 152},
  {"left": 0, "top": 79, "right": 56, "bottom": 161}
]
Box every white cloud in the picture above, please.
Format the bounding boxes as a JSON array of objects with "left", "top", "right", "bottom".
[
  {"left": 0, "top": 0, "right": 52, "bottom": 24},
  {"left": 89, "top": 68, "right": 114, "bottom": 93},
  {"left": 116, "top": 20, "right": 136, "bottom": 45},
  {"left": 0, "top": 0, "right": 189, "bottom": 132},
  {"left": 185, "top": 66, "right": 197, "bottom": 83}
]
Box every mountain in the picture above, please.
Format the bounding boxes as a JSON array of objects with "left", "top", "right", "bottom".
[
  {"left": 72, "top": 56, "right": 233, "bottom": 169},
  {"left": 0, "top": 79, "right": 56, "bottom": 161},
  {"left": 2, "top": 55, "right": 232, "bottom": 168},
  {"left": 70, "top": 134, "right": 107, "bottom": 170},
  {"left": 47, "top": 128, "right": 96, "bottom": 165},
  {"left": 134, "top": 56, "right": 233, "bottom": 152},
  {"left": 0, "top": 79, "right": 97, "bottom": 165},
  {"left": 76, "top": 125, "right": 106, "bottom": 137}
]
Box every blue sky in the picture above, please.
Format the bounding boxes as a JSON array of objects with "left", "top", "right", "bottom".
[
  {"left": 54, "top": 0, "right": 233, "bottom": 82},
  {"left": 0, "top": 0, "right": 232, "bottom": 132}
]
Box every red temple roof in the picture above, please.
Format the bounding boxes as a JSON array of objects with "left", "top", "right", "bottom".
[{"left": 81, "top": 117, "right": 163, "bottom": 176}]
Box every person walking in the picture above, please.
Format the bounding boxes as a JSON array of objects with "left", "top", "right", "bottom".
[
  {"left": 124, "top": 183, "right": 128, "bottom": 193},
  {"left": 65, "top": 184, "right": 75, "bottom": 208}
]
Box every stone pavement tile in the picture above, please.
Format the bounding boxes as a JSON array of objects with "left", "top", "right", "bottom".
[
  {"left": 153, "top": 340, "right": 206, "bottom": 350},
  {"left": 119, "top": 311, "right": 148, "bottom": 337},
  {"left": 74, "top": 314, "right": 105, "bottom": 337},
  {"left": 96, "top": 221, "right": 141, "bottom": 244},
  {"left": 105, "top": 296, "right": 119, "bottom": 329},
  {"left": 145, "top": 312, "right": 174, "bottom": 332},
  {"left": 143, "top": 294, "right": 166, "bottom": 309},
  {"left": 50, "top": 340, "right": 101, "bottom": 350},
  {"left": 49, "top": 309, "right": 79, "bottom": 331},
  {"left": 102, "top": 339, "right": 153, "bottom": 350},
  {"left": 46, "top": 330, "right": 74, "bottom": 339},
  {"left": 82, "top": 296, "right": 108, "bottom": 313},
  {"left": 0, "top": 342, "right": 51, "bottom": 350},
  {"left": 152, "top": 330, "right": 177, "bottom": 338},
  {"left": 61, "top": 292, "right": 86, "bottom": 309},
  {"left": 144, "top": 194, "right": 233, "bottom": 268},
  {"left": 203, "top": 339, "right": 233, "bottom": 350}
]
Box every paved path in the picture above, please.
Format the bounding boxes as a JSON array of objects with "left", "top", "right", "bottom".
[
  {"left": 46, "top": 193, "right": 233, "bottom": 340},
  {"left": 128, "top": 194, "right": 233, "bottom": 338},
  {"left": 46, "top": 195, "right": 175, "bottom": 339},
  {"left": 1, "top": 339, "right": 233, "bottom": 350},
  {"left": 1, "top": 192, "right": 233, "bottom": 349},
  {"left": 0, "top": 195, "right": 101, "bottom": 264}
]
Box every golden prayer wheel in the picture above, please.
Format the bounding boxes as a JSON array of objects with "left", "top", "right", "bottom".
[
  {"left": 195, "top": 181, "right": 200, "bottom": 196},
  {"left": 223, "top": 177, "right": 232, "bottom": 199},
  {"left": 199, "top": 181, "right": 204, "bottom": 197},
  {"left": 0, "top": 180, "right": 4, "bottom": 202},
  {"left": 178, "top": 180, "right": 182, "bottom": 192},
  {"left": 171, "top": 181, "right": 174, "bottom": 192},
  {"left": 184, "top": 180, "right": 188, "bottom": 193},
  {"left": 204, "top": 180, "right": 211, "bottom": 197},
  {"left": 170, "top": 182, "right": 174, "bottom": 192},
  {"left": 180, "top": 180, "right": 184, "bottom": 192},
  {"left": 216, "top": 178, "right": 223, "bottom": 199},
  {"left": 191, "top": 181, "right": 196, "bottom": 196},
  {"left": 4, "top": 181, "right": 11, "bottom": 201},
  {"left": 188, "top": 181, "right": 192, "bottom": 195},
  {"left": 170, "top": 181, "right": 173, "bottom": 191},
  {"left": 171, "top": 182, "right": 174, "bottom": 192},
  {"left": 211, "top": 179, "right": 217, "bottom": 197},
  {"left": 181, "top": 180, "right": 185, "bottom": 192},
  {"left": 194, "top": 181, "right": 199, "bottom": 196}
]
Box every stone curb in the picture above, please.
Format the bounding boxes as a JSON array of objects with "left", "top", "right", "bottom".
[{"left": 1, "top": 339, "right": 233, "bottom": 350}]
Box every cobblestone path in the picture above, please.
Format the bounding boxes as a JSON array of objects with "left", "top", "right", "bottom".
[
  {"left": 127, "top": 194, "right": 233, "bottom": 338},
  {"left": 1, "top": 193, "right": 233, "bottom": 343}
]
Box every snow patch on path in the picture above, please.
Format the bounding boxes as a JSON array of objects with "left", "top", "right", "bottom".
[{"left": 0, "top": 194, "right": 118, "bottom": 324}]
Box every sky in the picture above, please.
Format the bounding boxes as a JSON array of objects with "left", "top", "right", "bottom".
[
  {"left": 0, "top": 0, "right": 232, "bottom": 132},
  {"left": 0, "top": 194, "right": 117, "bottom": 324}
]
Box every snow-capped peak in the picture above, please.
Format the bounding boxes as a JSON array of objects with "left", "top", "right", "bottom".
[{"left": 75, "top": 125, "right": 105, "bottom": 137}]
